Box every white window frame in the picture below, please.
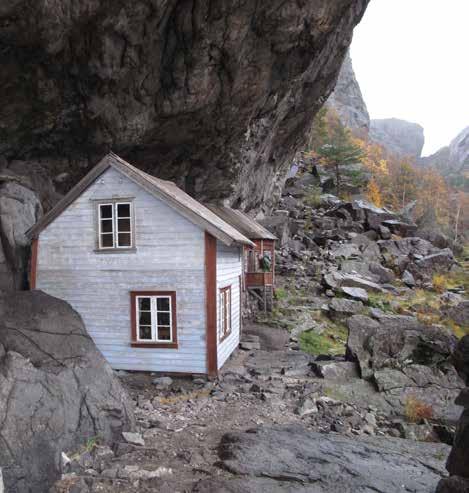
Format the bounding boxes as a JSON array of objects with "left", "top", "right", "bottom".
[
  {"left": 97, "top": 201, "right": 134, "bottom": 250},
  {"left": 219, "top": 286, "right": 232, "bottom": 341},
  {"left": 136, "top": 295, "right": 173, "bottom": 343}
]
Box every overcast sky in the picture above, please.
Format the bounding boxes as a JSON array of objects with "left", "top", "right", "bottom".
[{"left": 351, "top": 0, "right": 469, "bottom": 156}]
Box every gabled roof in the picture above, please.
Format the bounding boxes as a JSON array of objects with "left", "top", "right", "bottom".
[
  {"left": 27, "top": 153, "right": 254, "bottom": 247},
  {"left": 205, "top": 205, "right": 277, "bottom": 241}
]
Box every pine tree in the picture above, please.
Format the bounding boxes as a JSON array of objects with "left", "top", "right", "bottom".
[{"left": 316, "top": 119, "right": 364, "bottom": 197}]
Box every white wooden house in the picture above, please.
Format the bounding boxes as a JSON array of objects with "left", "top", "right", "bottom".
[{"left": 27, "top": 153, "right": 256, "bottom": 376}]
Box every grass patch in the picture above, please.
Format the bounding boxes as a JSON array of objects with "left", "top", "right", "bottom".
[
  {"left": 367, "top": 292, "right": 395, "bottom": 312},
  {"left": 69, "top": 435, "right": 101, "bottom": 460},
  {"left": 299, "top": 322, "right": 347, "bottom": 357},
  {"left": 445, "top": 269, "right": 469, "bottom": 293},
  {"left": 366, "top": 288, "right": 468, "bottom": 338},
  {"left": 432, "top": 273, "right": 448, "bottom": 293},
  {"left": 274, "top": 287, "right": 287, "bottom": 300},
  {"left": 448, "top": 319, "right": 469, "bottom": 338}
]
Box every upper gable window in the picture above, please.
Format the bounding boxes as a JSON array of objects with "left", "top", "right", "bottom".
[{"left": 97, "top": 200, "right": 134, "bottom": 250}]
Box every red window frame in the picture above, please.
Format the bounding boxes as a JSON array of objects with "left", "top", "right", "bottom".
[{"left": 130, "top": 291, "right": 178, "bottom": 348}]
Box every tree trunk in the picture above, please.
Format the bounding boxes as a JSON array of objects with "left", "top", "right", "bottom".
[{"left": 335, "top": 163, "right": 341, "bottom": 197}]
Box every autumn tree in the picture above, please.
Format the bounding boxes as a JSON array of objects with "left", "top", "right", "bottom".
[{"left": 366, "top": 177, "right": 383, "bottom": 207}]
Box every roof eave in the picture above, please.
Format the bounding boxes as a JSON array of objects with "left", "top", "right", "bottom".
[
  {"left": 26, "top": 155, "right": 112, "bottom": 239},
  {"left": 107, "top": 158, "right": 255, "bottom": 248}
]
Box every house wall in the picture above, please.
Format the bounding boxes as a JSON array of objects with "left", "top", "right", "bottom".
[
  {"left": 36, "top": 167, "right": 207, "bottom": 373},
  {"left": 216, "top": 241, "right": 242, "bottom": 369}
]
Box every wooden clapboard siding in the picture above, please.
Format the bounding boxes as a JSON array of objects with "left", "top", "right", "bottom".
[
  {"left": 36, "top": 167, "right": 207, "bottom": 373},
  {"left": 216, "top": 241, "right": 242, "bottom": 369}
]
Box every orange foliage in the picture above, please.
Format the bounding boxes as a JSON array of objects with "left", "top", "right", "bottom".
[
  {"left": 366, "top": 177, "right": 383, "bottom": 207},
  {"left": 405, "top": 395, "right": 434, "bottom": 422}
]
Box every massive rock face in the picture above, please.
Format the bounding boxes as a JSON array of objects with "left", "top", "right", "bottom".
[
  {"left": 370, "top": 118, "right": 425, "bottom": 159},
  {"left": 421, "top": 126, "right": 469, "bottom": 176},
  {"left": 0, "top": 0, "right": 369, "bottom": 211},
  {"left": 0, "top": 291, "right": 135, "bottom": 493},
  {"left": 326, "top": 52, "right": 370, "bottom": 133}
]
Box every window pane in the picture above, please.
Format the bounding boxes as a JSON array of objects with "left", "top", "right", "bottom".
[
  {"left": 100, "top": 204, "right": 113, "bottom": 219},
  {"left": 157, "top": 312, "right": 170, "bottom": 326},
  {"left": 101, "top": 234, "right": 114, "bottom": 248},
  {"left": 157, "top": 312, "right": 170, "bottom": 325},
  {"left": 139, "top": 326, "right": 152, "bottom": 340},
  {"left": 117, "top": 203, "right": 130, "bottom": 217},
  {"left": 101, "top": 219, "right": 113, "bottom": 233},
  {"left": 139, "top": 311, "right": 151, "bottom": 326},
  {"left": 117, "top": 218, "right": 131, "bottom": 232},
  {"left": 157, "top": 297, "right": 170, "bottom": 311},
  {"left": 138, "top": 298, "right": 151, "bottom": 311},
  {"left": 157, "top": 326, "right": 171, "bottom": 341},
  {"left": 118, "top": 233, "right": 131, "bottom": 247}
]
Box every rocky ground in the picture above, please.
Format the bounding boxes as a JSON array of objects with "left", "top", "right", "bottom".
[{"left": 51, "top": 333, "right": 454, "bottom": 493}]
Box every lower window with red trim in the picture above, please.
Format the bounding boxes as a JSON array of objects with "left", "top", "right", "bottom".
[{"left": 130, "top": 291, "right": 178, "bottom": 348}]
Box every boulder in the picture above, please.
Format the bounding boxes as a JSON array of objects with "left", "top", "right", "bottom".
[
  {"left": 346, "top": 314, "right": 465, "bottom": 420},
  {"left": 379, "top": 237, "right": 436, "bottom": 265},
  {"left": 0, "top": 179, "right": 42, "bottom": 290},
  {"left": 415, "top": 228, "right": 451, "bottom": 249},
  {"left": 368, "top": 262, "right": 395, "bottom": 283},
  {"left": 345, "top": 315, "right": 380, "bottom": 379},
  {"left": 0, "top": 291, "right": 135, "bottom": 493},
  {"left": 379, "top": 225, "right": 391, "bottom": 239},
  {"left": 347, "top": 314, "right": 460, "bottom": 375},
  {"left": 324, "top": 270, "right": 385, "bottom": 293},
  {"left": 414, "top": 249, "right": 455, "bottom": 274},
  {"left": 341, "top": 286, "right": 368, "bottom": 302},
  {"left": 215, "top": 425, "right": 449, "bottom": 492},
  {"left": 122, "top": 432, "right": 144, "bottom": 447},
  {"left": 382, "top": 219, "right": 417, "bottom": 237},
  {"left": 312, "top": 360, "right": 359, "bottom": 380},
  {"left": 402, "top": 270, "right": 416, "bottom": 287},
  {"left": 378, "top": 237, "right": 454, "bottom": 279},
  {"left": 340, "top": 274, "right": 385, "bottom": 293},
  {"left": 328, "top": 298, "right": 363, "bottom": 320},
  {"left": 445, "top": 301, "right": 469, "bottom": 329}
]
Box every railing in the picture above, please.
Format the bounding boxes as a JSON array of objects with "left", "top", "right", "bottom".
[{"left": 245, "top": 272, "right": 274, "bottom": 286}]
